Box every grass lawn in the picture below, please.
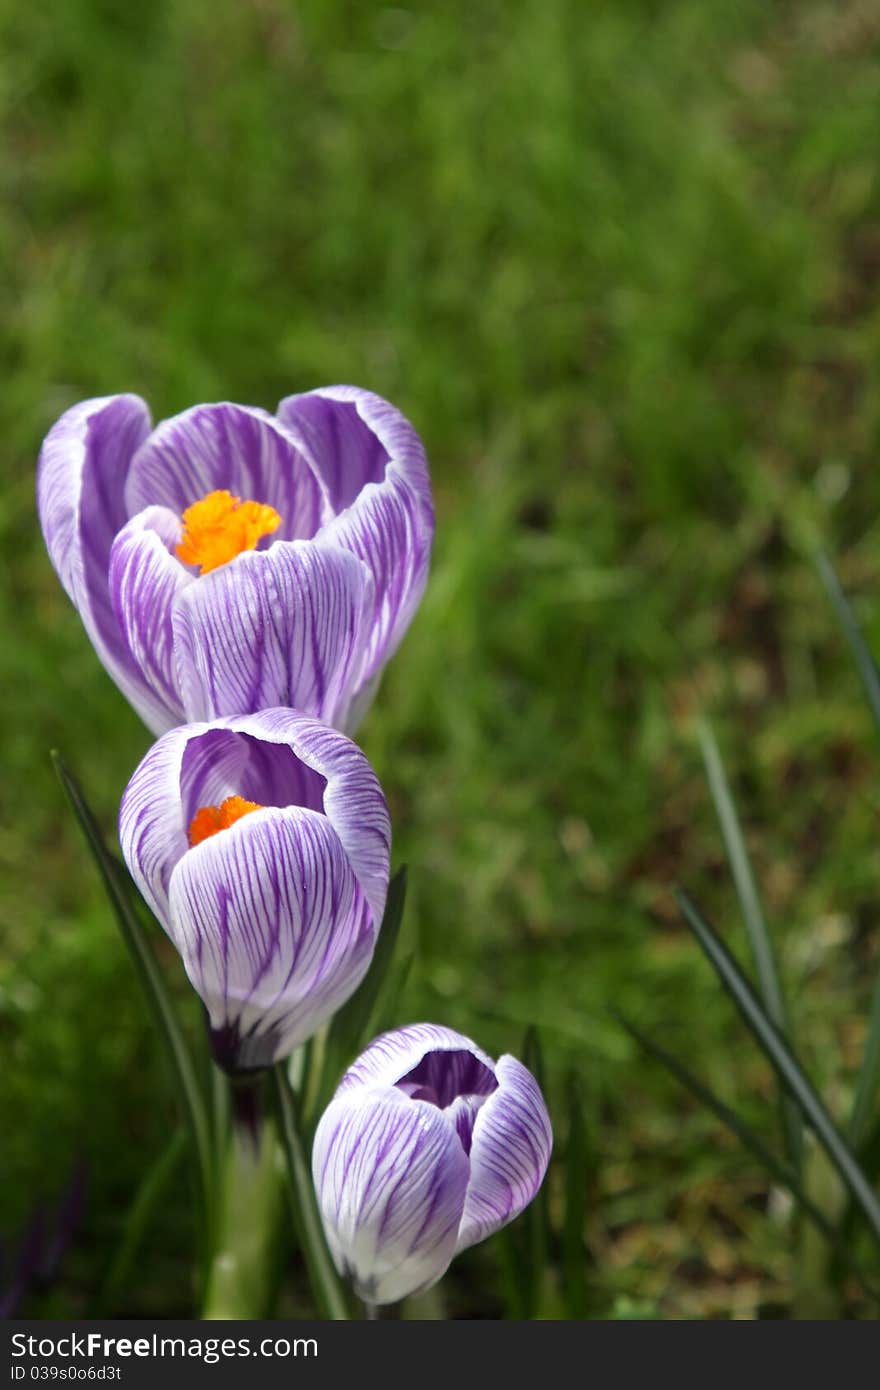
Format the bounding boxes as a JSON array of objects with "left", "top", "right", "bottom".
[{"left": 2, "top": 0, "right": 880, "bottom": 1317}]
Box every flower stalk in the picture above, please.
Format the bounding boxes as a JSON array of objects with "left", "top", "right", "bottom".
[
  {"left": 272, "top": 1063, "right": 349, "bottom": 1321},
  {"left": 202, "top": 1075, "right": 283, "bottom": 1321}
]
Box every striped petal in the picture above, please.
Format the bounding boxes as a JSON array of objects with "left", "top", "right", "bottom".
[
  {"left": 176, "top": 724, "right": 326, "bottom": 824},
  {"left": 278, "top": 387, "right": 434, "bottom": 707},
  {"left": 35, "top": 394, "right": 172, "bottom": 730},
  {"left": 109, "top": 506, "right": 192, "bottom": 730},
  {"left": 312, "top": 1087, "right": 469, "bottom": 1304},
  {"left": 119, "top": 711, "right": 391, "bottom": 942},
  {"left": 168, "top": 806, "right": 375, "bottom": 1070},
  {"left": 171, "top": 540, "right": 373, "bottom": 729},
  {"left": 124, "top": 403, "right": 330, "bottom": 542},
  {"left": 253, "top": 711, "right": 391, "bottom": 930},
  {"left": 455, "top": 1054, "right": 553, "bottom": 1253},
  {"left": 118, "top": 723, "right": 194, "bottom": 935},
  {"left": 334, "top": 1024, "right": 496, "bottom": 1098}
]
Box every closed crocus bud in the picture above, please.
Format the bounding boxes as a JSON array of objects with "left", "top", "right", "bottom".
[
  {"left": 37, "top": 388, "right": 433, "bottom": 736},
  {"left": 119, "top": 709, "right": 390, "bottom": 1073},
  {"left": 312, "top": 1024, "right": 552, "bottom": 1305}
]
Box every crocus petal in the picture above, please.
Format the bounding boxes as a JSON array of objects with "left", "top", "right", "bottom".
[
  {"left": 444, "top": 1095, "right": 487, "bottom": 1156},
  {"left": 456, "top": 1054, "right": 553, "bottom": 1253},
  {"left": 278, "top": 387, "right": 434, "bottom": 696},
  {"left": 35, "top": 394, "right": 173, "bottom": 728},
  {"left": 171, "top": 541, "right": 373, "bottom": 730},
  {"left": 399, "top": 1048, "right": 498, "bottom": 1107},
  {"left": 123, "top": 403, "right": 330, "bottom": 541},
  {"left": 168, "top": 806, "right": 375, "bottom": 1069},
  {"left": 335, "top": 1024, "right": 496, "bottom": 1097},
  {"left": 250, "top": 710, "right": 391, "bottom": 930},
  {"left": 177, "top": 725, "right": 326, "bottom": 824},
  {"left": 109, "top": 506, "right": 193, "bottom": 730},
  {"left": 118, "top": 724, "right": 194, "bottom": 934},
  {"left": 276, "top": 387, "right": 422, "bottom": 513},
  {"left": 312, "top": 1087, "right": 469, "bottom": 1305},
  {"left": 119, "top": 710, "right": 391, "bottom": 944}
]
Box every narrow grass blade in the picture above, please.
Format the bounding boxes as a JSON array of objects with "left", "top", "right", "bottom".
[
  {"left": 835, "top": 1115, "right": 880, "bottom": 1265},
  {"left": 376, "top": 952, "right": 414, "bottom": 1033},
  {"left": 316, "top": 866, "right": 407, "bottom": 1117},
  {"left": 616, "top": 1009, "right": 880, "bottom": 1302},
  {"left": 849, "top": 968, "right": 880, "bottom": 1152},
  {"left": 272, "top": 1064, "right": 349, "bottom": 1320},
  {"left": 95, "top": 1131, "right": 186, "bottom": 1314},
  {"left": 562, "top": 1074, "right": 589, "bottom": 1318},
  {"left": 698, "top": 717, "right": 802, "bottom": 1172},
  {"left": 816, "top": 550, "right": 880, "bottom": 738},
  {"left": 52, "top": 752, "right": 214, "bottom": 1251},
  {"left": 676, "top": 889, "right": 880, "bottom": 1248},
  {"left": 615, "top": 1012, "right": 828, "bottom": 1236}
]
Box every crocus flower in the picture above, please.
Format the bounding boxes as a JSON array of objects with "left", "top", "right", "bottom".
[
  {"left": 118, "top": 708, "right": 390, "bottom": 1072},
  {"left": 37, "top": 388, "right": 433, "bottom": 735},
  {"left": 312, "top": 1024, "right": 552, "bottom": 1305}
]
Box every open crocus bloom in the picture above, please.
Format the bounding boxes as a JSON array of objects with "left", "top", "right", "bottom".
[
  {"left": 37, "top": 388, "right": 433, "bottom": 735},
  {"left": 312, "top": 1024, "right": 552, "bottom": 1304},
  {"left": 118, "top": 709, "right": 390, "bottom": 1072}
]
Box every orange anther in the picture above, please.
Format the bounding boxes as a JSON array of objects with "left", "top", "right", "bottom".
[
  {"left": 176, "top": 489, "right": 281, "bottom": 575},
  {"left": 188, "top": 795, "right": 263, "bottom": 846}
]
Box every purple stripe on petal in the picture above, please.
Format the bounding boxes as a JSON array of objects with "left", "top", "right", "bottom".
[
  {"left": 312, "top": 1087, "right": 469, "bottom": 1305},
  {"left": 456, "top": 1054, "right": 553, "bottom": 1253},
  {"left": 319, "top": 471, "right": 432, "bottom": 704},
  {"left": 121, "top": 710, "right": 390, "bottom": 945},
  {"left": 36, "top": 394, "right": 174, "bottom": 729},
  {"left": 276, "top": 388, "right": 391, "bottom": 513},
  {"left": 170, "top": 540, "right": 373, "bottom": 730},
  {"left": 278, "top": 387, "right": 434, "bottom": 715},
  {"left": 444, "top": 1094, "right": 488, "bottom": 1157},
  {"left": 167, "top": 806, "right": 376, "bottom": 1069},
  {"left": 118, "top": 723, "right": 195, "bottom": 936},
  {"left": 335, "top": 1024, "right": 496, "bottom": 1098},
  {"left": 259, "top": 711, "right": 392, "bottom": 930},
  {"left": 399, "top": 1049, "right": 498, "bottom": 1109},
  {"left": 178, "top": 727, "right": 326, "bottom": 825},
  {"left": 124, "top": 402, "right": 330, "bottom": 540},
  {"left": 109, "top": 505, "right": 192, "bottom": 728}
]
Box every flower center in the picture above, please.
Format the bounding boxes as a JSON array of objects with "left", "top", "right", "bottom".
[
  {"left": 176, "top": 489, "right": 282, "bottom": 575},
  {"left": 188, "top": 795, "right": 263, "bottom": 846}
]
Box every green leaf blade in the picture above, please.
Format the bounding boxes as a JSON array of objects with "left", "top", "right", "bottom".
[
  {"left": 850, "top": 968, "right": 880, "bottom": 1153},
  {"left": 698, "top": 716, "right": 801, "bottom": 1173},
  {"left": 816, "top": 550, "right": 880, "bottom": 739},
  {"left": 272, "top": 1063, "right": 349, "bottom": 1320},
  {"left": 676, "top": 888, "right": 880, "bottom": 1250},
  {"left": 52, "top": 751, "right": 215, "bottom": 1256}
]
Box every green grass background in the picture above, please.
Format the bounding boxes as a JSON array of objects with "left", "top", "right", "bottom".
[{"left": 2, "top": 0, "right": 880, "bottom": 1318}]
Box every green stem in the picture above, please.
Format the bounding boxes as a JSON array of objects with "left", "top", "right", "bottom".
[
  {"left": 272, "top": 1063, "right": 349, "bottom": 1320},
  {"left": 202, "top": 1077, "right": 283, "bottom": 1320}
]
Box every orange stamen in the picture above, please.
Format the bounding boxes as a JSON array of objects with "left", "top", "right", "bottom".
[
  {"left": 188, "top": 795, "right": 263, "bottom": 847},
  {"left": 176, "top": 489, "right": 281, "bottom": 575}
]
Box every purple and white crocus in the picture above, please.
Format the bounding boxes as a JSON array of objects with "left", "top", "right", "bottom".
[
  {"left": 118, "top": 708, "right": 390, "bottom": 1073},
  {"left": 312, "top": 1024, "right": 552, "bottom": 1304},
  {"left": 37, "top": 388, "right": 433, "bottom": 735}
]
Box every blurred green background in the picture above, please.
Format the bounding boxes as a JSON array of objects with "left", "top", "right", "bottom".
[{"left": 2, "top": 0, "right": 880, "bottom": 1319}]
